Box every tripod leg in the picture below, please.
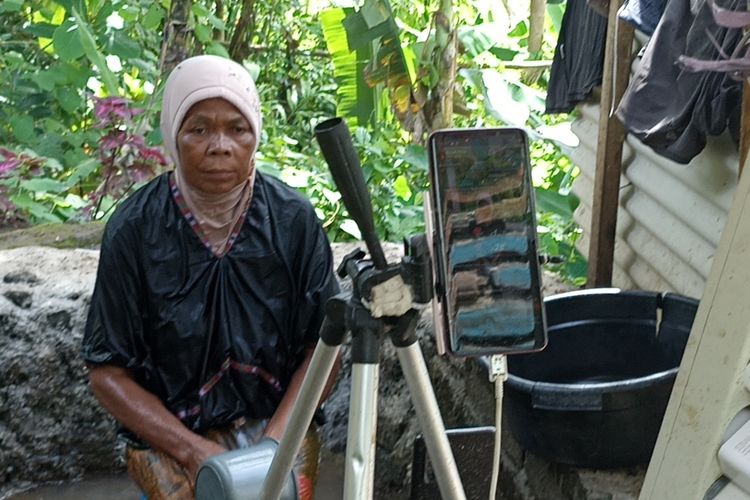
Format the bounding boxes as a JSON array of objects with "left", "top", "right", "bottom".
[
  {"left": 260, "top": 317, "right": 344, "bottom": 500},
  {"left": 343, "top": 312, "right": 382, "bottom": 500},
  {"left": 344, "top": 362, "right": 380, "bottom": 499},
  {"left": 396, "top": 342, "right": 466, "bottom": 500}
]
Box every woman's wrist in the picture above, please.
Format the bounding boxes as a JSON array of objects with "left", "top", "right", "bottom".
[
  {"left": 181, "top": 434, "right": 228, "bottom": 479},
  {"left": 175, "top": 432, "right": 204, "bottom": 468}
]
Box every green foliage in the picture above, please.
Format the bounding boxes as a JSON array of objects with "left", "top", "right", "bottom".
[
  {"left": 1, "top": 0, "right": 586, "bottom": 285},
  {"left": 0, "top": 0, "right": 164, "bottom": 225},
  {"left": 317, "top": 0, "right": 586, "bottom": 284},
  {"left": 1, "top": 148, "right": 72, "bottom": 225},
  {"left": 531, "top": 139, "right": 587, "bottom": 286},
  {"left": 350, "top": 127, "right": 428, "bottom": 241},
  {"left": 320, "top": 8, "right": 377, "bottom": 127}
]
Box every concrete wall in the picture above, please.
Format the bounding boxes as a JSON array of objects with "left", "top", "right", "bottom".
[{"left": 568, "top": 102, "right": 740, "bottom": 299}]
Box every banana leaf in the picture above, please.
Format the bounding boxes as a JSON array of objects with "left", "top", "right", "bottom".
[
  {"left": 320, "top": 8, "right": 376, "bottom": 127},
  {"left": 321, "top": 0, "right": 416, "bottom": 125}
]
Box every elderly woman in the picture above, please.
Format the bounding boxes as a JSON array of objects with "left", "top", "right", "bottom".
[{"left": 81, "top": 55, "right": 339, "bottom": 499}]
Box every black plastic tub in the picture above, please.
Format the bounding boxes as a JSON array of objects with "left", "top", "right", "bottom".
[{"left": 504, "top": 288, "right": 698, "bottom": 469}]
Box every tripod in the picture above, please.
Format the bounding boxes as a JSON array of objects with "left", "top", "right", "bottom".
[
  {"left": 260, "top": 250, "right": 466, "bottom": 500},
  {"left": 258, "top": 118, "right": 467, "bottom": 500}
]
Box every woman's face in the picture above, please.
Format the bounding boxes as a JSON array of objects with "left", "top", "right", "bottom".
[{"left": 176, "top": 98, "right": 256, "bottom": 193}]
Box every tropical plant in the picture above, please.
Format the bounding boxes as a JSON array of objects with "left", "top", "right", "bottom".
[
  {"left": 86, "top": 97, "right": 168, "bottom": 219},
  {"left": 317, "top": 0, "right": 586, "bottom": 283},
  {"left": 0, "top": 0, "right": 165, "bottom": 223},
  {"left": 0, "top": 0, "right": 586, "bottom": 284}
]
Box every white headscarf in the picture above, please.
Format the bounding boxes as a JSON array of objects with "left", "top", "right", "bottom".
[{"left": 160, "top": 55, "right": 262, "bottom": 256}]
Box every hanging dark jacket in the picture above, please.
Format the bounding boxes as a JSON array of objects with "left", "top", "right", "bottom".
[{"left": 615, "top": 0, "right": 743, "bottom": 164}]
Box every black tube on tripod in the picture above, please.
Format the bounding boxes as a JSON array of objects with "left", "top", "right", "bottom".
[{"left": 314, "top": 117, "right": 387, "bottom": 270}]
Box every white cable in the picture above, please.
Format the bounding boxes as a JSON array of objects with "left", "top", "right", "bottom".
[{"left": 488, "top": 355, "right": 508, "bottom": 500}]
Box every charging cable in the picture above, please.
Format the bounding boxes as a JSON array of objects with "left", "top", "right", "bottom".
[{"left": 488, "top": 354, "right": 508, "bottom": 500}]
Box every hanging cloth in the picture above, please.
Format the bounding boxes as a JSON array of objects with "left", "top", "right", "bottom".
[
  {"left": 545, "top": 0, "right": 609, "bottom": 114},
  {"left": 615, "top": 0, "right": 744, "bottom": 164}
]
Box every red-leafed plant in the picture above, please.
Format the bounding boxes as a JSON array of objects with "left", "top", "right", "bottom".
[
  {"left": 86, "top": 96, "right": 168, "bottom": 219},
  {"left": 0, "top": 97, "right": 168, "bottom": 228},
  {"left": 0, "top": 148, "right": 46, "bottom": 227}
]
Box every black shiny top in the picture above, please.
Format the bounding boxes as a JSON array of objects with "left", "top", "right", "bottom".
[{"left": 82, "top": 171, "right": 338, "bottom": 432}]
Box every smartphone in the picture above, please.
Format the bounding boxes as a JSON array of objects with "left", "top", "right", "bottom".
[{"left": 427, "top": 128, "right": 547, "bottom": 357}]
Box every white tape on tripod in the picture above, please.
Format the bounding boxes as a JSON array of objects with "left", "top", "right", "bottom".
[{"left": 363, "top": 275, "right": 413, "bottom": 318}]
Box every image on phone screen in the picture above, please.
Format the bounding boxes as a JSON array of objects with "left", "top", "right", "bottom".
[{"left": 428, "top": 128, "right": 547, "bottom": 356}]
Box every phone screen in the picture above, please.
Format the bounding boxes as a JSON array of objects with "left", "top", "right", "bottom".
[{"left": 428, "top": 128, "right": 547, "bottom": 356}]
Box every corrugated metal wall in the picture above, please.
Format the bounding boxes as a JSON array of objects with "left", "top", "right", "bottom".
[{"left": 568, "top": 102, "right": 740, "bottom": 299}]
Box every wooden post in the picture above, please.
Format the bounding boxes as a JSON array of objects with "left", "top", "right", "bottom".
[{"left": 586, "top": 0, "right": 634, "bottom": 288}]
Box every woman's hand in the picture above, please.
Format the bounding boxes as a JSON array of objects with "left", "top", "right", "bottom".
[
  {"left": 87, "top": 365, "right": 227, "bottom": 484},
  {"left": 185, "top": 436, "right": 227, "bottom": 481}
]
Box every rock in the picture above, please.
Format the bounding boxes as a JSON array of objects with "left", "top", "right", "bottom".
[
  {"left": 3, "top": 291, "right": 32, "bottom": 309},
  {"left": 0, "top": 243, "right": 577, "bottom": 499},
  {"left": 0, "top": 223, "right": 105, "bottom": 251},
  {"left": 3, "top": 271, "right": 39, "bottom": 285},
  {"left": 0, "top": 248, "right": 117, "bottom": 498}
]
